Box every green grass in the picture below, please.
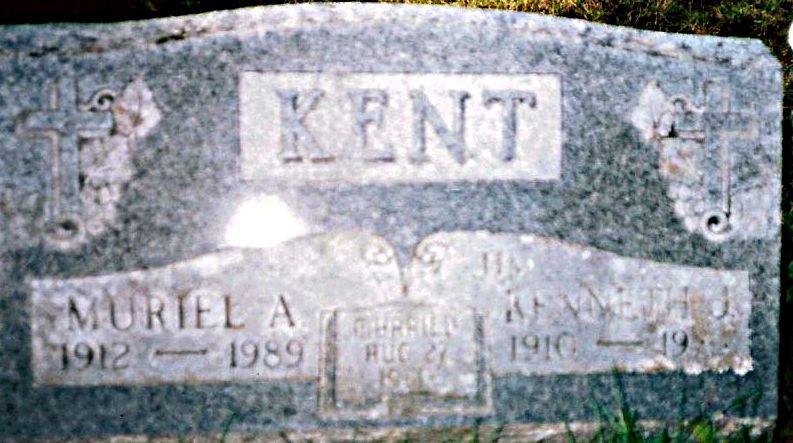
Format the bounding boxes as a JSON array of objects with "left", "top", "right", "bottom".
[{"left": 393, "top": 384, "right": 773, "bottom": 442}]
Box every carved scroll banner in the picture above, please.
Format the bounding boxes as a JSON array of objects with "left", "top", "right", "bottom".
[{"left": 32, "top": 231, "right": 752, "bottom": 392}]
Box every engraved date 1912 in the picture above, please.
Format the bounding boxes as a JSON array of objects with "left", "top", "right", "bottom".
[{"left": 56, "top": 341, "right": 130, "bottom": 371}]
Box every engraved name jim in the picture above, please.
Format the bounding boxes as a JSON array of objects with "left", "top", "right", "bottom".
[{"left": 240, "top": 73, "right": 563, "bottom": 182}]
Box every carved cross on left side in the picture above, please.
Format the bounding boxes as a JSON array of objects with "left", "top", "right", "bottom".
[{"left": 20, "top": 78, "right": 114, "bottom": 237}]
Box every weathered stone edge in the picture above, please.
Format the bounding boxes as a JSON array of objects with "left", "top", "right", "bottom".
[
  {"left": 2, "top": 417, "right": 775, "bottom": 442},
  {"left": 0, "top": 3, "right": 779, "bottom": 71}
]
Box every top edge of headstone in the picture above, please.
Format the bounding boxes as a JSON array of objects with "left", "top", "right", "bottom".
[{"left": 0, "top": 3, "right": 779, "bottom": 70}]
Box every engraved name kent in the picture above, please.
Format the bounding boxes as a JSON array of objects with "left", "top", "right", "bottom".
[{"left": 240, "top": 73, "right": 563, "bottom": 183}]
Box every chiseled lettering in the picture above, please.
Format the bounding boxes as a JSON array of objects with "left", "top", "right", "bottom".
[
  {"left": 270, "top": 294, "right": 295, "bottom": 328},
  {"left": 224, "top": 295, "right": 245, "bottom": 329},
  {"left": 410, "top": 90, "right": 469, "bottom": 164},
  {"left": 517, "top": 285, "right": 712, "bottom": 324},
  {"left": 614, "top": 286, "right": 639, "bottom": 321},
  {"left": 583, "top": 287, "right": 611, "bottom": 319},
  {"left": 366, "top": 343, "right": 378, "bottom": 362},
  {"left": 364, "top": 342, "right": 409, "bottom": 364},
  {"left": 146, "top": 296, "right": 165, "bottom": 330},
  {"left": 483, "top": 90, "right": 537, "bottom": 161},
  {"left": 276, "top": 89, "right": 331, "bottom": 162},
  {"left": 240, "top": 73, "right": 564, "bottom": 183},
  {"left": 68, "top": 296, "right": 98, "bottom": 331},
  {"left": 177, "top": 290, "right": 189, "bottom": 329},
  {"left": 505, "top": 288, "right": 525, "bottom": 323},
  {"left": 348, "top": 89, "right": 394, "bottom": 162},
  {"left": 353, "top": 312, "right": 458, "bottom": 338},
  {"left": 109, "top": 297, "right": 135, "bottom": 331},
  {"left": 195, "top": 295, "right": 213, "bottom": 329},
  {"left": 667, "top": 287, "right": 690, "bottom": 319},
  {"left": 505, "top": 288, "right": 545, "bottom": 323},
  {"left": 561, "top": 292, "right": 581, "bottom": 319},
  {"left": 324, "top": 304, "right": 485, "bottom": 418},
  {"left": 711, "top": 287, "right": 730, "bottom": 319}
]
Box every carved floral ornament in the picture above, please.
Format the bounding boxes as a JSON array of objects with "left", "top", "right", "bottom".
[
  {"left": 15, "top": 73, "right": 775, "bottom": 247},
  {"left": 17, "top": 77, "right": 161, "bottom": 248},
  {"left": 629, "top": 80, "right": 773, "bottom": 242}
]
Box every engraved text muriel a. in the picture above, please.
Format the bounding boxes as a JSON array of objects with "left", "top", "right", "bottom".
[
  {"left": 29, "top": 232, "right": 404, "bottom": 386},
  {"left": 240, "top": 73, "right": 563, "bottom": 183}
]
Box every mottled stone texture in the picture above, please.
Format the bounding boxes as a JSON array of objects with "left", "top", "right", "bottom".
[{"left": 0, "top": 4, "right": 782, "bottom": 439}]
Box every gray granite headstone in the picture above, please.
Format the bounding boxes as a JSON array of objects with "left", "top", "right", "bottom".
[{"left": 0, "top": 4, "right": 781, "bottom": 440}]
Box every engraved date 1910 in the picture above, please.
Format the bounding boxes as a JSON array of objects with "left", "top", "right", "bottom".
[{"left": 508, "top": 329, "right": 690, "bottom": 363}]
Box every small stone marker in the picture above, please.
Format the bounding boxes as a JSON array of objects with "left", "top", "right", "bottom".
[{"left": 0, "top": 4, "right": 781, "bottom": 440}]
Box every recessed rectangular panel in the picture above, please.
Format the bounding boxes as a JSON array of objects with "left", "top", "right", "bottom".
[{"left": 240, "top": 73, "right": 562, "bottom": 183}]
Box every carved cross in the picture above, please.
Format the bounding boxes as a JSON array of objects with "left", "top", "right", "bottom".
[
  {"left": 671, "top": 80, "right": 758, "bottom": 236},
  {"left": 20, "top": 78, "right": 114, "bottom": 227}
]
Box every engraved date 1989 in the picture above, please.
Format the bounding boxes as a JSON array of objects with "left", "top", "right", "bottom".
[{"left": 229, "top": 338, "right": 304, "bottom": 369}]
